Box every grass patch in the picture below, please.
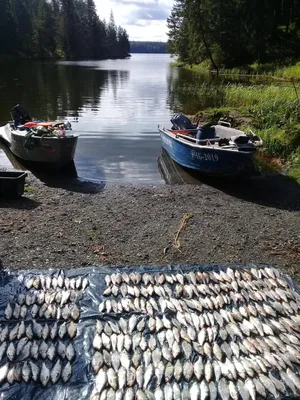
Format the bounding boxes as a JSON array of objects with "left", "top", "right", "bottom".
[
  {"left": 172, "top": 60, "right": 300, "bottom": 81},
  {"left": 180, "top": 83, "right": 300, "bottom": 182}
]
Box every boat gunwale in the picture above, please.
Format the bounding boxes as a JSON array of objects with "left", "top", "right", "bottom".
[
  {"left": 6, "top": 124, "right": 79, "bottom": 140},
  {"left": 158, "top": 126, "right": 257, "bottom": 155}
]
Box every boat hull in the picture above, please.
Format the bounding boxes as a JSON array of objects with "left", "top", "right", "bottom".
[
  {"left": 159, "top": 129, "right": 256, "bottom": 177},
  {"left": 0, "top": 124, "right": 78, "bottom": 167}
]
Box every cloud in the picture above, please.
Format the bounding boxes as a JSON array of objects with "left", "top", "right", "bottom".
[
  {"left": 126, "top": 8, "right": 169, "bottom": 24},
  {"left": 111, "top": 0, "right": 159, "bottom": 6},
  {"left": 95, "top": 0, "right": 173, "bottom": 41}
]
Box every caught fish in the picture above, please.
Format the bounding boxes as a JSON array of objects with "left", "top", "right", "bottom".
[
  {"left": 7, "top": 342, "right": 16, "bottom": 361},
  {"left": 68, "top": 321, "right": 77, "bottom": 339},
  {"left": 62, "top": 305, "right": 71, "bottom": 320},
  {"left": 58, "top": 322, "right": 67, "bottom": 339},
  {"left": 57, "top": 341, "right": 66, "bottom": 358},
  {"left": 39, "top": 341, "right": 48, "bottom": 359},
  {"left": 47, "top": 343, "right": 56, "bottom": 361},
  {"left": 218, "top": 378, "right": 230, "bottom": 400},
  {"left": 29, "top": 361, "right": 39, "bottom": 382},
  {"left": 62, "top": 361, "right": 72, "bottom": 382},
  {"left": 22, "top": 361, "right": 31, "bottom": 383},
  {"left": 5, "top": 303, "right": 13, "bottom": 319},
  {"left": 31, "top": 341, "right": 39, "bottom": 360},
  {"left": 51, "top": 359, "right": 62, "bottom": 384},
  {"left": 0, "top": 326, "right": 8, "bottom": 342},
  {"left": 0, "top": 363, "right": 8, "bottom": 384},
  {"left": 40, "top": 362, "right": 50, "bottom": 387}
]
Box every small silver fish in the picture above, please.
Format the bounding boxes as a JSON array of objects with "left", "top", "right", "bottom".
[
  {"left": 0, "top": 326, "right": 8, "bottom": 342},
  {"left": 0, "top": 342, "right": 7, "bottom": 362},
  {"left": 62, "top": 305, "right": 71, "bottom": 320},
  {"left": 59, "top": 322, "right": 67, "bottom": 339},
  {"left": 218, "top": 378, "right": 230, "bottom": 400},
  {"left": 9, "top": 323, "right": 19, "bottom": 341},
  {"left": 51, "top": 359, "right": 62, "bottom": 384},
  {"left": 8, "top": 348, "right": 19, "bottom": 374},
  {"left": 0, "top": 364, "right": 8, "bottom": 384},
  {"left": 47, "top": 343, "right": 56, "bottom": 361},
  {"left": 5, "top": 303, "right": 13, "bottom": 319},
  {"left": 39, "top": 341, "right": 48, "bottom": 359},
  {"left": 71, "top": 304, "right": 80, "bottom": 321},
  {"left": 29, "top": 361, "right": 39, "bottom": 382},
  {"left": 22, "top": 361, "right": 31, "bottom": 383},
  {"left": 92, "top": 352, "right": 104, "bottom": 373},
  {"left": 40, "top": 362, "right": 50, "bottom": 387},
  {"left": 16, "top": 337, "right": 28, "bottom": 356},
  {"left": 32, "top": 320, "right": 42, "bottom": 339},
  {"left": 7, "top": 366, "right": 15, "bottom": 385},
  {"left": 66, "top": 343, "right": 75, "bottom": 361},
  {"left": 17, "top": 321, "right": 26, "bottom": 340},
  {"left": 57, "top": 341, "right": 66, "bottom": 358},
  {"left": 107, "top": 367, "right": 118, "bottom": 390},
  {"left": 68, "top": 321, "right": 77, "bottom": 339},
  {"left": 51, "top": 322, "right": 58, "bottom": 340},
  {"left": 62, "top": 361, "right": 72, "bottom": 382},
  {"left": 31, "top": 341, "right": 39, "bottom": 360}
]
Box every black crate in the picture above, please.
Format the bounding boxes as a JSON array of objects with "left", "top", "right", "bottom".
[{"left": 0, "top": 170, "right": 27, "bottom": 198}]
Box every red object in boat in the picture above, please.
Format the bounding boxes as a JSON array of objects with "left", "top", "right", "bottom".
[{"left": 24, "top": 122, "right": 38, "bottom": 128}]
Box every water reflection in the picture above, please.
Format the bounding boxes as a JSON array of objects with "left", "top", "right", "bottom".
[
  {"left": 0, "top": 59, "right": 131, "bottom": 123},
  {"left": 0, "top": 55, "right": 175, "bottom": 184}
]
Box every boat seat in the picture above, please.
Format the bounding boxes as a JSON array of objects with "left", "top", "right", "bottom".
[{"left": 213, "top": 125, "right": 246, "bottom": 139}]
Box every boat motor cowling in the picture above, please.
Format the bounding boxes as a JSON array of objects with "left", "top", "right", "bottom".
[
  {"left": 171, "top": 113, "right": 197, "bottom": 130},
  {"left": 13, "top": 104, "right": 32, "bottom": 126}
]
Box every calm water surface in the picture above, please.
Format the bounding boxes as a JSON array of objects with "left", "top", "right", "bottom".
[{"left": 0, "top": 54, "right": 191, "bottom": 184}]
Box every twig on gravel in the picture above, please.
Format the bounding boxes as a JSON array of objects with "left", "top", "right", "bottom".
[{"left": 174, "top": 213, "right": 193, "bottom": 251}]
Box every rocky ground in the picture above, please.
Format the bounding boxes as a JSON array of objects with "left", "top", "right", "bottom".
[{"left": 0, "top": 172, "right": 300, "bottom": 281}]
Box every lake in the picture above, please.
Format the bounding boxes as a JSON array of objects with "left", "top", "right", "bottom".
[{"left": 0, "top": 54, "right": 197, "bottom": 184}]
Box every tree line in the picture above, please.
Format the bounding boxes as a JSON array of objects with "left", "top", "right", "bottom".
[
  {"left": 130, "top": 41, "right": 167, "bottom": 53},
  {"left": 167, "top": 0, "right": 300, "bottom": 68},
  {"left": 0, "top": 0, "right": 130, "bottom": 60}
]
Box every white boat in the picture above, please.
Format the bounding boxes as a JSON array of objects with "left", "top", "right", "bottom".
[{"left": 0, "top": 105, "right": 78, "bottom": 168}]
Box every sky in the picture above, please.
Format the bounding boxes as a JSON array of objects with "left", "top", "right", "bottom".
[{"left": 94, "top": 0, "right": 173, "bottom": 42}]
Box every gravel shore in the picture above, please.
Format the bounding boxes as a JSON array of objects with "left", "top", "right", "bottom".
[{"left": 1, "top": 173, "right": 300, "bottom": 281}]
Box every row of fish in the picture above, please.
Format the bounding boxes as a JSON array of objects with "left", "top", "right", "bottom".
[
  {"left": 13, "top": 289, "right": 82, "bottom": 308},
  {"left": 5, "top": 302, "right": 80, "bottom": 321},
  {"left": 90, "top": 370, "right": 300, "bottom": 400},
  {"left": 93, "top": 314, "right": 300, "bottom": 348},
  {"left": 0, "top": 320, "right": 77, "bottom": 342},
  {"left": 0, "top": 338, "right": 75, "bottom": 362},
  {"left": 102, "top": 280, "right": 297, "bottom": 305},
  {"left": 92, "top": 328, "right": 300, "bottom": 366},
  {"left": 25, "top": 274, "right": 89, "bottom": 292},
  {"left": 104, "top": 267, "right": 285, "bottom": 288},
  {"left": 99, "top": 292, "right": 299, "bottom": 318},
  {"left": 0, "top": 360, "right": 72, "bottom": 386}
]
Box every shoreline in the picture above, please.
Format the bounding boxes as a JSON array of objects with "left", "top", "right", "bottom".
[{"left": 1, "top": 173, "right": 299, "bottom": 282}]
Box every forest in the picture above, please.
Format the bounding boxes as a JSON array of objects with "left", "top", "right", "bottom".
[
  {"left": 0, "top": 0, "right": 130, "bottom": 60},
  {"left": 130, "top": 42, "right": 167, "bottom": 53},
  {"left": 167, "top": 0, "right": 300, "bottom": 68}
]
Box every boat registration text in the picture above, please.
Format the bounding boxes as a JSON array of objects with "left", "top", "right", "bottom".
[{"left": 191, "top": 150, "right": 219, "bottom": 161}]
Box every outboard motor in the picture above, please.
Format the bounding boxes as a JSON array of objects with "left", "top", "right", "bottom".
[
  {"left": 171, "top": 113, "right": 197, "bottom": 130},
  {"left": 13, "top": 104, "right": 32, "bottom": 127}
]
